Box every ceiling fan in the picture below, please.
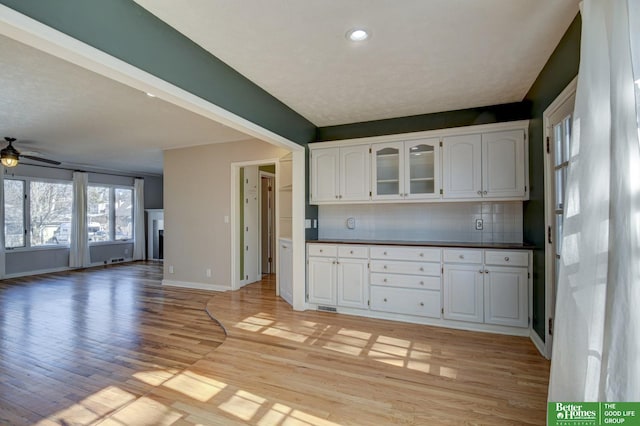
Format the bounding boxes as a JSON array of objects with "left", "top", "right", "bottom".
[{"left": 1, "top": 137, "right": 61, "bottom": 168}]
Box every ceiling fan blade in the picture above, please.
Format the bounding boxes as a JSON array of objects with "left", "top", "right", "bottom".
[{"left": 21, "top": 154, "right": 62, "bottom": 165}]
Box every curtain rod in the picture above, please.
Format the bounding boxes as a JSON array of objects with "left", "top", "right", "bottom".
[{"left": 4, "top": 161, "right": 145, "bottom": 180}]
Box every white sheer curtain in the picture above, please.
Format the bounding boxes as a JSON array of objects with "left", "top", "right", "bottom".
[
  {"left": 69, "top": 171, "right": 90, "bottom": 268},
  {"left": 132, "top": 178, "right": 145, "bottom": 260},
  {"left": 548, "top": 0, "right": 640, "bottom": 401},
  {"left": 0, "top": 169, "right": 5, "bottom": 278}
]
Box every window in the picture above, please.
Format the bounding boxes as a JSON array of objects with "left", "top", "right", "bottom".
[
  {"left": 4, "top": 179, "right": 25, "bottom": 248},
  {"left": 30, "top": 181, "right": 73, "bottom": 246},
  {"left": 3, "top": 178, "right": 73, "bottom": 248},
  {"left": 88, "top": 185, "right": 133, "bottom": 242},
  {"left": 115, "top": 188, "right": 133, "bottom": 241}
]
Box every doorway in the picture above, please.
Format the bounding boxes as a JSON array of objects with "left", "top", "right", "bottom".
[
  {"left": 240, "top": 164, "right": 276, "bottom": 286},
  {"left": 543, "top": 76, "right": 577, "bottom": 359}
]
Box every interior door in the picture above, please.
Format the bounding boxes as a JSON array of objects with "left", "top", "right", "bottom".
[
  {"left": 260, "top": 175, "right": 275, "bottom": 274},
  {"left": 243, "top": 166, "right": 259, "bottom": 285}
]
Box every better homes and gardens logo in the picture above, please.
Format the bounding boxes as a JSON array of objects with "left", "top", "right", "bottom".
[
  {"left": 553, "top": 403, "right": 597, "bottom": 424},
  {"left": 549, "top": 402, "right": 640, "bottom": 425}
]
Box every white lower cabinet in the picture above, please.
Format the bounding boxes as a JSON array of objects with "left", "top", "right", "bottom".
[
  {"left": 307, "top": 244, "right": 369, "bottom": 309},
  {"left": 443, "top": 249, "right": 529, "bottom": 328},
  {"left": 443, "top": 264, "right": 484, "bottom": 323},
  {"left": 307, "top": 243, "right": 530, "bottom": 334}
]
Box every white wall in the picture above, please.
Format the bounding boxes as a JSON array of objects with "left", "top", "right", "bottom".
[
  {"left": 319, "top": 201, "right": 523, "bottom": 243},
  {"left": 163, "top": 139, "right": 288, "bottom": 290}
]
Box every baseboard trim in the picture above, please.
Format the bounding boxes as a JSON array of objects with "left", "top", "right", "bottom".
[
  {"left": 3, "top": 266, "right": 72, "bottom": 279},
  {"left": 162, "top": 279, "right": 230, "bottom": 292}
]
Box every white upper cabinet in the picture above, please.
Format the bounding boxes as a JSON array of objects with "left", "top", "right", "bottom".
[
  {"left": 442, "top": 134, "right": 482, "bottom": 199},
  {"left": 372, "top": 142, "right": 404, "bottom": 200},
  {"left": 442, "top": 130, "right": 526, "bottom": 199},
  {"left": 309, "top": 121, "right": 528, "bottom": 204},
  {"left": 482, "top": 130, "right": 526, "bottom": 198},
  {"left": 311, "top": 146, "right": 370, "bottom": 203},
  {"left": 371, "top": 138, "right": 440, "bottom": 200}
]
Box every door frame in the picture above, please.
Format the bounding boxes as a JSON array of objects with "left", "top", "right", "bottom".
[{"left": 542, "top": 76, "right": 577, "bottom": 359}]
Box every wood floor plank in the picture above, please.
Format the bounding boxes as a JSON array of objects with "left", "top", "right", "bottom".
[{"left": 0, "top": 262, "right": 549, "bottom": 425}]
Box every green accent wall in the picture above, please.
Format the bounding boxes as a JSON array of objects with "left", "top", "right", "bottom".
[
  {"left": 316, "top": 102, "right": 530, "bottom": 141},
  {"left": 0, "top": 0, "right": 315, "bottom": 146},
  {"left": 523, "top": 14, "right": 581, "bottom": 340}
]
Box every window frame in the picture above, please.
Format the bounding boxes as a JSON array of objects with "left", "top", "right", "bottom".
[
  {"left": 3, "top": 176, "right": 74, "bottom": 251},
  {"left": 87, "top": 184, "right": 134, "bottom": 245}
]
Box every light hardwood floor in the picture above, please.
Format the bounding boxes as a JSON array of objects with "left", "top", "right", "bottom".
[{"left": 0, "top": 262, "right": 549, "bottom": 425}]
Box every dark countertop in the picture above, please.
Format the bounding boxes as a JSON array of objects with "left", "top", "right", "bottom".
[{"left": 307, "top": 239, "right": 534, "bottom": 250}]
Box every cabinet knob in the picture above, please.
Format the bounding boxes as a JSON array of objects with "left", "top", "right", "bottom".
[
  {"left": 479, "top": 270, "right": 484, "bottom": 274},
  {"left": 477, "top": 190, "right": 482, "bottom": 195},
  {"left": 419, "top": 253, "right": 424, "bottom": 257},
  {"left": 504, "top": 256, "right": 510, "bottom": 261},
  {"left": 419, "top": 267, "right": 424, "bottom": 271},
  {"left": 350, "top": 250, "right": 354, "bottom": 254},
  {"left": 459, "top": 255, "right": 464, "bottom": 259},
  {"left": 383, "top": 251, "right": 387, "bottom": 255},
  {"left": 383, "top": 265, "right": 387, "bottom": 269},
  {"left": 483, "top": 190, "right": 488, "bottom": 195},
  {"left": 419, "top": 302, "right": 424, "bottom": 307},
  {"left": 383, "top": 278, "right": 388, "bottom": 282},
  {"left": 383, "top": 298, "right": 388, "bottom": 302},
  {"left": 485, "top": 269, "right": 489, "bottom": 274},
  {"left": 339, "top": 195, "right": 343, "bottom": 199},
  {"left": 335, "top": 195, "right": 338, "bottom": 199},
  {"left": 420, "top": 281, "right": 424, "bottom": 285}
]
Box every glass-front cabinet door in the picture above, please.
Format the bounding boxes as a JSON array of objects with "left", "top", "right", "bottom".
[
  {"left": 404, "top": 138, "right": 440, "bottom": 199},
  {"left": 371, "top": 142, "right": 404, "bottom": 199}
]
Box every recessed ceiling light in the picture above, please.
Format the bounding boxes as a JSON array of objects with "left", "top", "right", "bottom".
[
  {"left": 346, "top": 28, "right": 370, "bottom": 42},
  {"left": 145, "top": 92, "right": 156, "bottom": 98}
]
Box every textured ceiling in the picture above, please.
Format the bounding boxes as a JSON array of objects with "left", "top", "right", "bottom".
[
  {"left": 0, "top": 35, "right": 251, "bottom": 175},
  {"left": 134, "top": 0, "right": 580, "bottom": 127}
]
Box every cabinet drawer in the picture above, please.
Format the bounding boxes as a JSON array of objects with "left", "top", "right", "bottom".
[
  {"left": 370, "top": 273, "right": 440, "bottom": 291},
  {"left": 308, "top": 244, "right": 337, "bottom": 258},
  {"left": 337, "top": 245, "right": 368, "bottom": 259},
  {"left": 370, "top": 246, "right": 441, "bottom": 262},
  {"left": 443, "top": 249, "right": 482, "bottom": 264},
  {"left": 484, "top": 250, "right": 528, "bottom": 267},
  {"left": 370, "top": 286, "right": 441, "bottom": 318},
  {"left": 370, "top": 260, "right": 440, "bottom": 276}
]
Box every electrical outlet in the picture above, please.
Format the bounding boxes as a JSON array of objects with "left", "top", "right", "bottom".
[
  {"left": 475, "top": 219, "right": 483, "bottom": 230},
  {"left": 124, "top": 248, "right": 129, "bottom": 255},
  {"left": 346, "top": 217, "right": 356, "bottom": 229},
  {"left": 206, "top": 268, "right": 212, "bottom": 278},
  {"left": 305, "top": 219, "right": 311, "bottom": 229},
  {"left": 169, "top": 265, "right": 174, "bottom": 274}
]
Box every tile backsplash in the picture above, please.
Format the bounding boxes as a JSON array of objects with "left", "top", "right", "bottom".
[{"left": 318, "top": 202, "right": 523, "bottom": 243}]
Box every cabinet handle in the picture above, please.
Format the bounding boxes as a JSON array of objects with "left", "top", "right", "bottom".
[
  {"left": 335, "top": 195, "right": 338, "bottom": 199},
  {"left": 420, "top": 281, "right": 424, "bottom": 285},
  {"left": 339, "top": 195, "right": 343, "bottom": 199},
  {"left": 419, "top": 267, "right": 424, "bottom": 271},
  {"left": 483, "top": 190, "right": 488, "bottom": 195},
  {"left": 383, "top": 298, "right": 388, "bottom": 302},
  {"left": 419, "top": 253, "right": 424, "bottom": 257},
  {"left": 459, "top": 254, "right": 464, "bottom": 259},
  {"left": 477, "top": 190, "right": 482, "bottom": 195},
  {"left": 383, "top": 278, "right": 388, "bottom": 282},
  {"left": 383, "top": 251, "right": 387, "bottom": 255},
  {"left": 383, "top": 265, "right": 387, "bottom": 269},
  {"left": 479, "top": 270, "right": 484, "bottom": 274},
  {"left": 419, "top": 302, "right": 424, "bottom": 307},
  {"left": 319, "top": 249, "right": 323, "bottom": 253},
  {"left": 485, "top": 269, "right": 489, "bottom": 274},
  {"left": 350, "top": 250, "right": 354, "bottom": 254},
  {"left": 504, "top": 256, "right": 510, "bottom": 261}
]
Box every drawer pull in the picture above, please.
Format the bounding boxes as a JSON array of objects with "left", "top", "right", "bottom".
[
  {"left": 383, "top": 251, "right": 387, "bottom": 255},
  {"left": 419, "top": 302, "right": 424, "bottom": 306},
  {"left": 483, "top": 190, "right": 488, "bottom": 195},
  {"left": 319, "top": 249, "right": 323, "bottom": 253},
  {"left": 479, "top": 270, "right": 484, "bottom": 274},
  {"left": 419, "top": 267, "right": 424, "bottom": 271},
  {"left": 383, "top": 265, "right": 387, "bottom": 269},
  {"left": 383, "top": 278, "right": 388, "bottom": 283},
  {"left": 485, "top": 269, "right": 489, "bottom": 274},
  {"left": 477, "top": 190, "right": 482, "bottom": 195},
  {"left": 504, "top": 256, "right": 509, "bottom": 261},
  {"left": 420, "top": 281, "right": 424, "bottom": 285},
  {"left": 419, "top": 253, "right": 424, "bottom": 257},
  {"left": 459, "top": 254, "right": 464, "bottom": 259},
  {"left": 383, "top": 298, "right": 388, "bottom": 302},
  {"left": 350, "top": 250, "right": 354, "bottom": 254}
]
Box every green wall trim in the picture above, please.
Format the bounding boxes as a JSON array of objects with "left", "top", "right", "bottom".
[
  {"left": 316, "top": 102, "right": 530, "bottom": 141},
  {"left": 0, "top": 0, "right": 316, "bottom": 146},
  {"left": 523, "top": 13, "right": 581, "bottom": 340}
]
